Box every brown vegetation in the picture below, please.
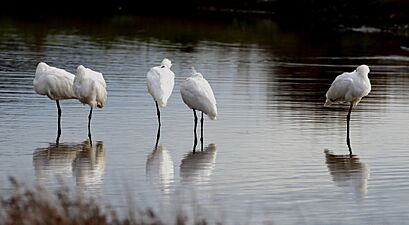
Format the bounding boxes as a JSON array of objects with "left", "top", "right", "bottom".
[{"left": 0, "top": 177, "right": 210, "bottom": 225}]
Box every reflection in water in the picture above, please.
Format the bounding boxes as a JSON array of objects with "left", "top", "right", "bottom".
[
  {"left": 33, "top": 140, "right": 105, "bottom": 190},
  {"left": 324, "top": 149, "right": 369, "bottom": 198},
  {"left": 2, "top": 18, "right": 409, "bottom": 225},
  {"left": 154, "top": 125, "right": 160, "bottom": 150},
  {"left": 146, "top": 145, "right": 174, "bottom": 194},
  {"left": 72, "top": 141, "right": 105, "bottom": 189},
  {"left": 33, "top": 142, "right": 80, "bottom": 185},
  {"left": 180, "top": 144, "right": 216, "bottom": 185}
]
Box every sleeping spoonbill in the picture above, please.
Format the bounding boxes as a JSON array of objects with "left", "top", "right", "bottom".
[
  {"left": 33, "top": 62, "right": 77, "bottom": 144},
  {"left": 180, "top": 68, "right": 217, "bottom": 152},
  {"left": 147, "top": 58, "right": 175, "bottom": 149},
  {"left": 74, "top": 65, "right": 107, "bottom": 144},
  {"left": 324, "top": 65, "right": 371, "bottom": 155}
]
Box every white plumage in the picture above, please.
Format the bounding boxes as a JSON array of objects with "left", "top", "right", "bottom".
[
  {"left": 74, "top": 65, "right": 107, "bottom": 142},
  {"left": 324, "top": 65, "right": 371, "bottom": 154},
  {"left": 147, "top": 58, "right": 175, "bottom": 108},
  {"left": 33, "top": 62, "right": 77, "bottom": 144},
  {"left": 325, "top": 65, "right": 371, "bottom": 107},
  {"left": 147, "top": 58, "right": 175, "bottom": 148},
  {"left": 33, "top": 62, "right": 76, "bottom": 100},
  {"left": 74, "top": 65, "right": 107, "bottom": 109},
  {"left": 180, "top": 68, "right": 217, "bottom": 120},
  {"left": 181, "top": 68, "right": 217, "bottom": 151}
]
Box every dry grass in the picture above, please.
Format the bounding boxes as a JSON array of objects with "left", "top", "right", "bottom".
[{"left": 0, "top": 177, "right": 212, "bottom": 225}]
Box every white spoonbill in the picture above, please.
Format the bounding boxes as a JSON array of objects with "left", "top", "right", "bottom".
[
  {"left": 74, "top": 65, "right": 107, "bottom": 143},
  {"left": 324, "top": 65, "right": 371, "bottom": 155},
  {"left": 33, "top": 62, "right": 77, "bottom": 144},
  {"left": 147, "top": 58, "right": 175, "bottom": 149},
  {"left": 180, "top": 68, "right": 217, "bottom": 152}
]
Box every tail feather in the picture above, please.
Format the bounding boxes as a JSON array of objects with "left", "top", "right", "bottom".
[
  {"left": 207, "top": 108, "right": 217, "bottom": 120},
  {"left": 324, "top": 99, "right": 332, "bottom": 107}
]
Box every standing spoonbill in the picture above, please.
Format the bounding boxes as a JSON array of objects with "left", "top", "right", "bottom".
[
  {"left": 180, "top": 68, "right": 217, "bottom": 152},
  {"left": 324, "top": 65, "right": 371, "bottom": 155},
  {"left": 33, "top": 62, "right": 77, "bottom": 144},
  {"left": 74, "top": 65, "right": 107, "bottom": 143},
  {"left": 147, "top": 58, "right": 175, "bottom": 149}
]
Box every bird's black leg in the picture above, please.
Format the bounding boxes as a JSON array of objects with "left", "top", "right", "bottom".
[
  {"left": 155, "top": 101, "right": 161, "bottom": 149},
  {"left": 346, "top": 103, "right": 353, "bottom": 155},
  {"left": 56, "top": 100, "right": 61, "bottom": 145},
  {"left": 193, "top": 109, "right": 198, "bottom": 152},
  {"left": 200, "top": 112, "right": 204, "bottom": 151},
  {"left": 88, "top": 107, "right": 93, "bottom": 145},
  {"left": 155, "top": 101, "right": 161, "bottom": 127}
]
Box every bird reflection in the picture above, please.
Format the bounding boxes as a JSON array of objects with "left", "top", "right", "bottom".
[
  {"left": 72, "top": 141, "right": 105, "bottom": 189},
  {"left": 146, "top": 145, "right": 174, "bottom": 194},
  {"left": 324, "top": 149, "right": 369, "bottom": 197},
  {"left": 33, "top": 142, "right": 80, "bottom": 185},
  {"left": 33, "top": 140, "right": 105, "bottom": 190},
  {"left": 154, "top": 125, "right": 160, "bottom": 150},
  {"left": 180, "top": 143, "right": 217, "bottom": 185}
]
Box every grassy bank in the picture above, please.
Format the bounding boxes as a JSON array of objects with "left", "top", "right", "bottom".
[{"left": 0, "top": 177, "right": 212, "bottom": 225}]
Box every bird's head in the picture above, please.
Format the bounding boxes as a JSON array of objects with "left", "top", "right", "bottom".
[
  {"left": 76, "top": 65, "right": 86, "bottom": 75},
  {"left": 36, "top": 62, "right": 49, "bottom": 72},
  {"left": 190, "top": 67, "right": 203, "bottom": 78},
  {"left": 356, "top": 65, "right": 370, "bottom": 76},
  {"left": 161, "top": 58, "right": 172, "bottom": 68}
]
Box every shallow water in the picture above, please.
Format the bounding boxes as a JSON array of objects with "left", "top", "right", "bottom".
[{"left": 0, "top": 18, "right": 409, "bottom": 224}]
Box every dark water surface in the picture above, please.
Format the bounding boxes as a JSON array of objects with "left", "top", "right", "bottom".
[{"left": 0, "top": 18, "right": 408, "bottom": 224}]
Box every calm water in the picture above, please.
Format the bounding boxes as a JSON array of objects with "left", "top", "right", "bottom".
[{"left": 0, "top": 18, "right": 409, "bottom": 224}]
